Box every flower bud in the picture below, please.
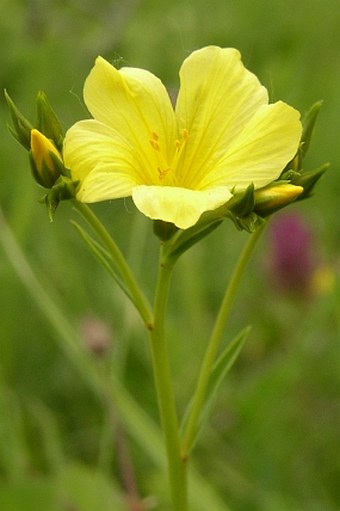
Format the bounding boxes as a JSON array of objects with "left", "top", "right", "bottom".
[
  {"left": 254, "top": 183, "right": 303, "bottom": 217},
  {"left": 29, "top": 129, "right": 63, "bottom": 188}
]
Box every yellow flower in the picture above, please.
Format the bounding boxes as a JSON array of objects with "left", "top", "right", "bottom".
[{"left": 63, "top": 46, "right": 302, "bottom": 229}]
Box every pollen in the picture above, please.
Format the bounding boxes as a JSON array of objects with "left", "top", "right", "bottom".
[
  {"left": 158, "top": 167, "right": 171, "bottom": 180},
  {"left": 182, "top": 129, "right": 189, "bottom": 140},
  {"left": 170, "top": 129, "right": 189, "bottom": 175},
  {"left": 149, "top": 131, "right": 171, "bottom": 182},
  {"left": 150, "top": 139, "right": 160, "bottom": 151},
  {"left": 149, "top": 129, "right": 190, "bottom": 184}
]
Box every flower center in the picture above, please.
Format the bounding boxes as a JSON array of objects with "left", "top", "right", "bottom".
[{"left": 149, "top": 129, "right": 189, "bottom": 185}]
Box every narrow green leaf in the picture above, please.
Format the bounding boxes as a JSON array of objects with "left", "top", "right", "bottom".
[
  {"left": 72, "top": 202, "right": 152, "bottom": 326},
  {"left": 207, "top": 326, "right": 251, "bottom": 403},
  {"left": 182, "top": 326, "right": 250, "bottom": 449},
  {"left": 71, "top": 221, "right": 135, "bottom": 304},
  {"left": 293, "top": 163, "right": 330, "bottom": 200}
]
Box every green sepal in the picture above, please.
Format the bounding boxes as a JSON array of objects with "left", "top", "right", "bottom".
[
  {"left": 227, "top": 183, "right": 255, "bottom": 217},
  {"left": 300, "top": 100, "right": 323, "bottom": 159},
  {"left": 223, "top": 184, "right": 264, "bottom": 232},
  {"left": 283, "top": 100, "right": 324, "bottom": 173},
  {"left": 153, "top": 220, "right": 178, "bottom": 241},
  {"left": 280, "top": 169, "right": 301, "bottom": 181},
  {"left": 41, "top": 176, "right": 78, "bottom": 221},
  {"left": 36, "top": 91, "right": 64, "bottom": 151},
  {"left": 226, "top": 210, "right": 265, "bottom": 232},
  {"left": 292, "top": 163, "right": 329, "bottom": 200},
  {"left": 29, "top": 149, "right": 66, "bottom": 189},
  {"left": 4, "top": 90, "right": 33, "bottom": 150}
]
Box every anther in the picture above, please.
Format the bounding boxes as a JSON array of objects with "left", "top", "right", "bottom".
[
  {"left": 150, "top": 139, "right": 160, "bottom": 151},
  {"left": 158, "top": 167, "right": 170, "bottom": 180}
]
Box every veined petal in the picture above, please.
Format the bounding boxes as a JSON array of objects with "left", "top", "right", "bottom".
[
  {"left": 132, "top": 185, "right": 232, "bottom": 229},
  {"left": 200, "top": 101, "right": 302, "bottom": 191},
  {"left": 83, "top": 56, "right": 177, "bottom": 181},
  {"left": 175, "top": 46, "right": 268, "bottom": 188},
  {"left": 63, "top": 119, "right": 142, "bottom": 201},
  {"left": 63, "top": 46, "right": 303, "bottom": 228},
  {"left": 77, "top": 164, "right": 137, "bottom": 202}
]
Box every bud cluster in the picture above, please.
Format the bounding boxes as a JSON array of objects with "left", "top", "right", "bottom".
[{"left": 5, "top": 91, "right": 78, "bottom": 219}]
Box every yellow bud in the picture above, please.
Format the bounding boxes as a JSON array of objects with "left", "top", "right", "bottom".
[
  {"left": 254, "top": 183, "right": 304, "bottom": 217},
  {"left": 30, "top": 129, "right": 63, "bottom": 188}
]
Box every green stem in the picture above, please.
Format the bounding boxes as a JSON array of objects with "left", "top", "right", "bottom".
[
  {"left": 181, "top": 223, "right": 266, "bottom": 457},
  {"left": 148, "top": 245, "right": 188, "bottom": 511},
  {"left": 72, "top": 201, "right": 153, "bottom": 327},
  {"left": 0, "top": 208, "right": 226, "bottom": 510}
]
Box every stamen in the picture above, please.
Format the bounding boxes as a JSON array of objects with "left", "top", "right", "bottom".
[
  {"left": 149, "top": 129, "right": 189, "bottom": 184},
  {"left": 150, "top": 139, "right": 160, "bottom": 151},
  {"left": 158, "top": 167, "right": 171, "bottom": 180},
  {"left": 150, "top": 131, "right": 170, "bottom": 181},
  {"left": 170, "top": 129, "right": 189, "bottom": 174}
]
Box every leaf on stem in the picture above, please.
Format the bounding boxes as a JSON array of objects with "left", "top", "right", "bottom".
[
  {"left": 182, "top": 326, "right": 250, "bottom": 450},
  {"left": 71, "top": 221, "right": 135, "bottom": 305}
]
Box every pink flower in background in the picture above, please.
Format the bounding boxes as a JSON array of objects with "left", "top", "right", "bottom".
[{"left": 268, "top": 213, "right": 317, "bottom": 295}]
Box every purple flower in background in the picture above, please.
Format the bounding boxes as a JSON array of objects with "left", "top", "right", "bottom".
[{"left": 268, "top": 213, "right": 316, "bottom": 295}]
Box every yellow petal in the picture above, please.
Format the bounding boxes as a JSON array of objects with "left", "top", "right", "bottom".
[
  {"left": 83, "top": 56, "right": 177, "bottom": 182},
  {"left": 132, "top": 185, "right": 232, "bottom": 229},
  {"left": 175, "top": 46, "right": 268, "bottom": 188},
  {"left": 31, "top": 129, "right": 62, "bottom": 168},
  {"left": 200, "top": 101, "right": 301, "bottom": 191},
  {"left": 64, "top": 120, "right": 142, "bottom": 202},
  {"left": 77, "top": 164, "right": 137, "bottom": 202}
]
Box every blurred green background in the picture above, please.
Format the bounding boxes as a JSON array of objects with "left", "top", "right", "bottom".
[{"left": 0, "top": 0, "right": 339, "bottom": 510}]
